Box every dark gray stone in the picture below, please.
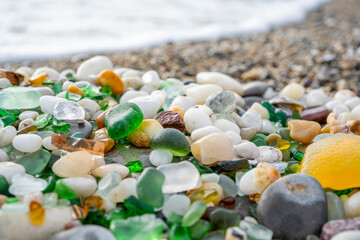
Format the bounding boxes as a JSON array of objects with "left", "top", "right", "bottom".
[
  {"left": 257, "top": 173, "right": 328, "bottom": 240},
  {"left": 243, "top": 81, "right": 270, "bottom": 97},
  {"left": 243, "top": 96, "right": 264, "bottom": 109},
  {"left": 234, "top": 195, "right": 257, "bottom": 219},
  {"left": 64, "top": 119, "right": 93, "bottom": 138}
]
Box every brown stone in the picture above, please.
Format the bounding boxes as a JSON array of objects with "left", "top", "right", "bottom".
[
  {"left": 0, "top": 70, "right": 24, "bottom": 85},
  {"left": 301, "top": 105, "right": 330, "bottom": 123},
  {"left": 95, "top": 110, "right": 108, "bottom": 129},
  {"left": 321, "top": 217, "right": 360, "bottom": 240},
  {"left": 155, "top": 111, "right": 185, "bottom": 132},
  {"left": 288, "top": 120, "right": 321, "bottom": 144}
]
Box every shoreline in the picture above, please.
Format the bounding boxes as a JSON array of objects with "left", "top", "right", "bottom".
[{"left": 1, "top": 0, "right": 360, "bottom": 93}]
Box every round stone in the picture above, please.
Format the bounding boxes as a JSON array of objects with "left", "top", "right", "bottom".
[
  {"left": 12, "top": 134, "right": 43, "bottom": 153},
  {"left": 62, "top": 176, "right": 97, "bottom": 198},
  {"left": 76, "top": 56, "right": 113, "bottom": 81},
  {"left": 0, "top": 162, "right": 26, "bottom": 183},
  {"left": 234, "top": 142, "right": 260, "bottom": 159},
  {"left": 150, "top": 128, "right": 190, "bottom": 156},
  {"left": 129, "top": 96, "right": 161, "bottom": 119},
  {"left": 149, "top": 150, "right": 173, "bottom": 167},
  {"left": 257, "top": 173, "right": 328, "bottom": 239},
  {"left": 19, "top": 111, "right": 39, "bottom": 121},
  {"left": 0, "top": 126, "right": 17, "bottom": 147},
  {"left": 205, "top": 91, "right": 236, "bottom": 114},
  {"left": 92, "top": 164, "right": 129, "bottom": 179},
  {"left": 52, "top": 151, "right": 93, "bottom": 178},
  {"left": 184, "top": 107, "right": 213, "bottom": 133}
]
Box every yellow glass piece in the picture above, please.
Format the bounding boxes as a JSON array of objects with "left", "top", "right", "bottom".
[
  {"left": 276, "top": 139, "right": 290, "bottom": 150},
  {"left": 300, "top": 133, "right": 360, "bottom": 190},
  {"left": 30, "top": 73, "right": 48, "bottom": 86},
  {"left": 92, "top": 128, "right": 115, "bottom": 152},
  {"left": 29, "top": 201, "right": 45, "bottom": 226},
  {"left": 84, "top": 196, "right": 103, "bottom": 210},
  {"left": 68, "top": 85, "right": 84, "bottom": 96},
  {"left": 188, "top": 189, "right": 218, "bottom": 204}
]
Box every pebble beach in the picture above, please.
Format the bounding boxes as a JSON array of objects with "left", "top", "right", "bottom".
[{"left": 0, "top": 0, "right": 360, "bottom": 239}]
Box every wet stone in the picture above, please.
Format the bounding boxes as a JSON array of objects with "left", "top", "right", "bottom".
[
  {"left": 150, "top": 128, "right": 190, "bottom": 156},
  {"left": 321, "top": 217, "right": 360, "bottom": 240},
  {"left": 155, "top": 111, "right": 185, "bottom": 132},
  {"left": 205, "top": 91, "right": 236, "bottom": 114},
  {"left": 136, "top": 168, "right": 165, "bottom": 208},
  {"left": 257, "top": 173, "right": 328, "bottom": 240},
  {"left": 211, "top": 159, "right": 249, "bottom": 173},
  {"left": 243, "top": 81, "right": 270, "bottom": 97},
  {"left": 64, "top": 119, "right": 93, "bottom": 138},
  {"left": 300, "top": 105, "right": 330, "bottom": 124}
]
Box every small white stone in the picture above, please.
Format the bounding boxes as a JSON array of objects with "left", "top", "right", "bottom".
[
  {"left": 191, "top": 126, "right": 222, "bottom": 141},
  {"left": 249, "top": 102, "right": 269, "bottom": 119},
  {"left": 76, "top": 56, "right": 113, "bottom": 81},
  {"left": 239, "top": 110, "right": 262, "bottom": 131},
  {"left": 120, "top": 90, "right": 149, "bottom": 104},
  {"left": 39, "top": 96, "right": 68, "bottom": 114},
  {"left": 196, "top": 72, "right": 243, "bottom": 95},
  {"left": 0, "top": 78, "right": 12, "bottom": 88},
  {"left": 345, "top": 97, "right": 360, "bottom": 111},
  {"left": 90, "top": 155, "right": 106, "bottom": 171},
  {"left": 334, "top": 89, "right": 356, "bottom": 102},
  {"left": 234, "top": 142, "right": 260, "bottom": 159},
  {"left": 239, "top": 168, "right": 257, "bottom": 195},
  {"left": 32, "top": 67, "right": 60, "bottom": 81},
  {"left": 233, "top": 92, "right": 245, "bottom": 108},
  {"left": 108, "top": 178, "right": 138, "bottom": 203},
  {"left": 32, "top": 87, "right": 54, "bottom": 96},
  {"left": 186, "top": 84, "right": 222, "bottom": 104},
  {"left": 129, "top": 96, "right": 161, "bottom": 119},
  {"left": 325, "top": 99, "right": 342, "bottom": 111},
  {"left": 142, "top": 70, "right": 161, "bottom": 89},
  {"left": 19, "top": 111, "right": 39, "bottom": 121},
  {"left": 333, "top": 104, "right": 350, "bottom": 118},
  {"left": 42, "top": 136, "right": 57, "bottom": 151},
  {"left": 21, "top": 192, "right": 44, "bottom": 206},
  {"left": 306, "top": 89, "right": 328, "bottom": 107},
  {"left": 0, "top": 149, "right": 9, "bottom": 162},
  {"left": 259, "top": 119, "right": 275, "bottom": 134},
  {"left": 162, "top": 194, "right": 190, "bottom": 218},
  {"left": 352, "top": 105, "right": 360, "bottom": 119},
  {"left": 331, "top": 231, "right": 360, "bottom": 240},
  {"left": 169, "top": 96, "right": 196, "bottom": 111},
  {"left": 337, "top": 112, "right": 358, "bottom": 122},
  {"left": 280, "top": 83, "right": 305, "bottom": 101},
  {"left": 184, "top": 107, "right": 213, "bottom": 133},
  {"left": 0, "top": 126, "right": 17, "bottom": 147},
  {"left": 122, "top": 76, "right": 143, "bottom": 90},
  {"left": 78, "top": 98, "right": 100, "bottom": 115},
  {"left": 213, "top": 119, "right": 240, "bottom": 134},
  {"left": 224, "top": 131, "right": 242, "bottom": 146},
  {"left": 257, "top": 146, "right": 282, "bottom": 163},
  {"left": 344, "top": 191, "right": 360, "bottom": 218},
  {"left": 12, "top": 134, "right": 43, "bottom": 153},
  {"left": 150, "top": 90, "right": 166, "bottom": 107},
  {"left": 62, "top": 176, "right": 97, "bottom": 198},
  {"left": 18, "top": 118, "right": 35, "bottom": 131},
  {"left": 149, "top": 150, "right": 173, "bottom": 167},
  {"left": 201, "top": 173, "right": 220, "bottom": 183},
  {"left": 0, "top": 162, "right": 26, "bottom": 183},
  {"left": 92, "top": 164, "right": 129, "bottom": 179}
]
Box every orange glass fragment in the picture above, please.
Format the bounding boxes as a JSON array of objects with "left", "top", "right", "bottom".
[
  {"left": 68, "top": 85, "right": 84, "bottom": 96},
  {"left": 29, "top": 201, "right": 45, "bottom": 226},
  {"left": 51, "top": 134, "right": 105, "bottom": 156},
  {"left": 30, "top": 73, "right": 48, "bottom": 86}
]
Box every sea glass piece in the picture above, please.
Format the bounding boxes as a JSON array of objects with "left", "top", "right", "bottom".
[
  {"left": 53, "top": 101, "right": 85, "bottom": 120},
  {"left": 189, "top": 220, "right": 213, "bottom": 240},
  {"left": 34, "top": 113, "right": 53, "bottom": 128},
  {"left": 168, "top": 224, "right": 192, "bottom": 240},
  {"left": 326, "top": 192, "right": 346, "bottom": 221},
  {"left": 182, "top": 200, "right": 207, "bottom": 227},
  {"left": 150, "top": 128, "right": 190, "bottom": 156},
  {"left": 157, "top": 161, "right": 200, "bottom": 194},
  {"left": 104, "top": 102, "right": 143, "bottom": 140},
  {"left": 110, "top": 217, "right": 166, "bottom": 240},
  {"left": 9, "top": 173, "right": 47, "bottom": 196},
  {"left": 137, "top": 168, "right": 165, "bottom": 208},
  {"left": 98, "top": 172, "right": 122, "bottom": 199},
  {"left": 15, "top": 149, "right": 51, "bottom": 175},
  {"left": 205, "top": 91, "right": 236, "bottom": 114},
  {"left": 126, "top": 161, "right": 143, "bottom": 173},
  {"left": 51, "top": 134, "right": 105, "bottom": 156},
  {"left": 55, "top": 180, "right": 76, "bottom": 199},
  {"left": 276, "top": 139, "right": 290, "bottom": 150},
  {"left": 29, "top": 201, "right": 45, "bottom": 225},
  {"left": 209, "top": 208, "right": 240, "bottom": 229},
  {"left": 0, "top": 87, "right": 41, "bottom": 110}
]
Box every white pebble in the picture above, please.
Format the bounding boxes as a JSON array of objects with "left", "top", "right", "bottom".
[
  {"left": 142, "top": 70, "right": 161, "bottom": 89},
  {"left": 12, "top": 134, "right": 43, "bottom": 153},
  {"left": 78, "top": 98, "right": 100, "bottom": 115},
  {"left": 213, "top": 119, "right": 240, "bottom": 134},
  {"left": 257, "top": 146, "right": 282, "bottom": 163},
  {"left": 191, "top": 126, "right": 222, "bottom": 141},
  {"left": 186, "top": 84, "right": 222, "bottom": 104},
  {"left": 108, "top": 178, "right": 138, "bottom": 203},
  {"left": 170, "top": 96, "right": 196, "bottom": 111},
  {"left": 249, "top": 102, "right": 269, "bottom": 119},
  {"left": 62, "top": 176, "right": 97, "bottom": 198},
  {"left": 129, "top": 96, "right": 161, "bottom": 119},
  {"left": 119, "top": 91, "right": 149, "bottom": 104},
  {"left": 196, "top": 72, "right": 243, "bottom": 95},
  {"left": 0, "top": 126, "right": 17, "bottom": 147},
  {"left": 259, "top": 119, "right": 275, "bottom": 134},
  {"left": 162, "top": 194, "right": 190, "bottom": 218},
  {"left": 42, "top": 136, "right": 57, "bottom": 151},
  {"left": 19, "top": 111, "right": 39, "bottom": 121},
  {"left": 76, "top": 56, "right": 113, "bottom": 81},
  {"left": 0, "top": 78, "right": 12, "bottom": 88},
  {"left": 234, "top": 142, "right": 260, "bottom": 159},
  {"left": 333, "top": 104, "right": 350, "bottom": 118},
  {"left": 0, "top": 149, "right": 9, "bottom": 162},
  {"left": 149, "top": 150, "right": 173, "bottom": 167},
  {"left": 18, "top": 118, "right": 35, "bottom": 131},
  {"left": 184, "top": 107, "right": 213, "bottom": 133},
  {"left": 0, "top": 162, "right": 26, "bottom": 183},
  {"left": 239, "top": 109, "right": 262, "bottom": 131},
  {"left": 345, "top": 97, "right": 360, "bottom": 111},
  {"left": 224, "top": 131, "right": 242, "bottom": 146},
  {"left": 201, "top": 173, "right": 220, "bottom": 183}
]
